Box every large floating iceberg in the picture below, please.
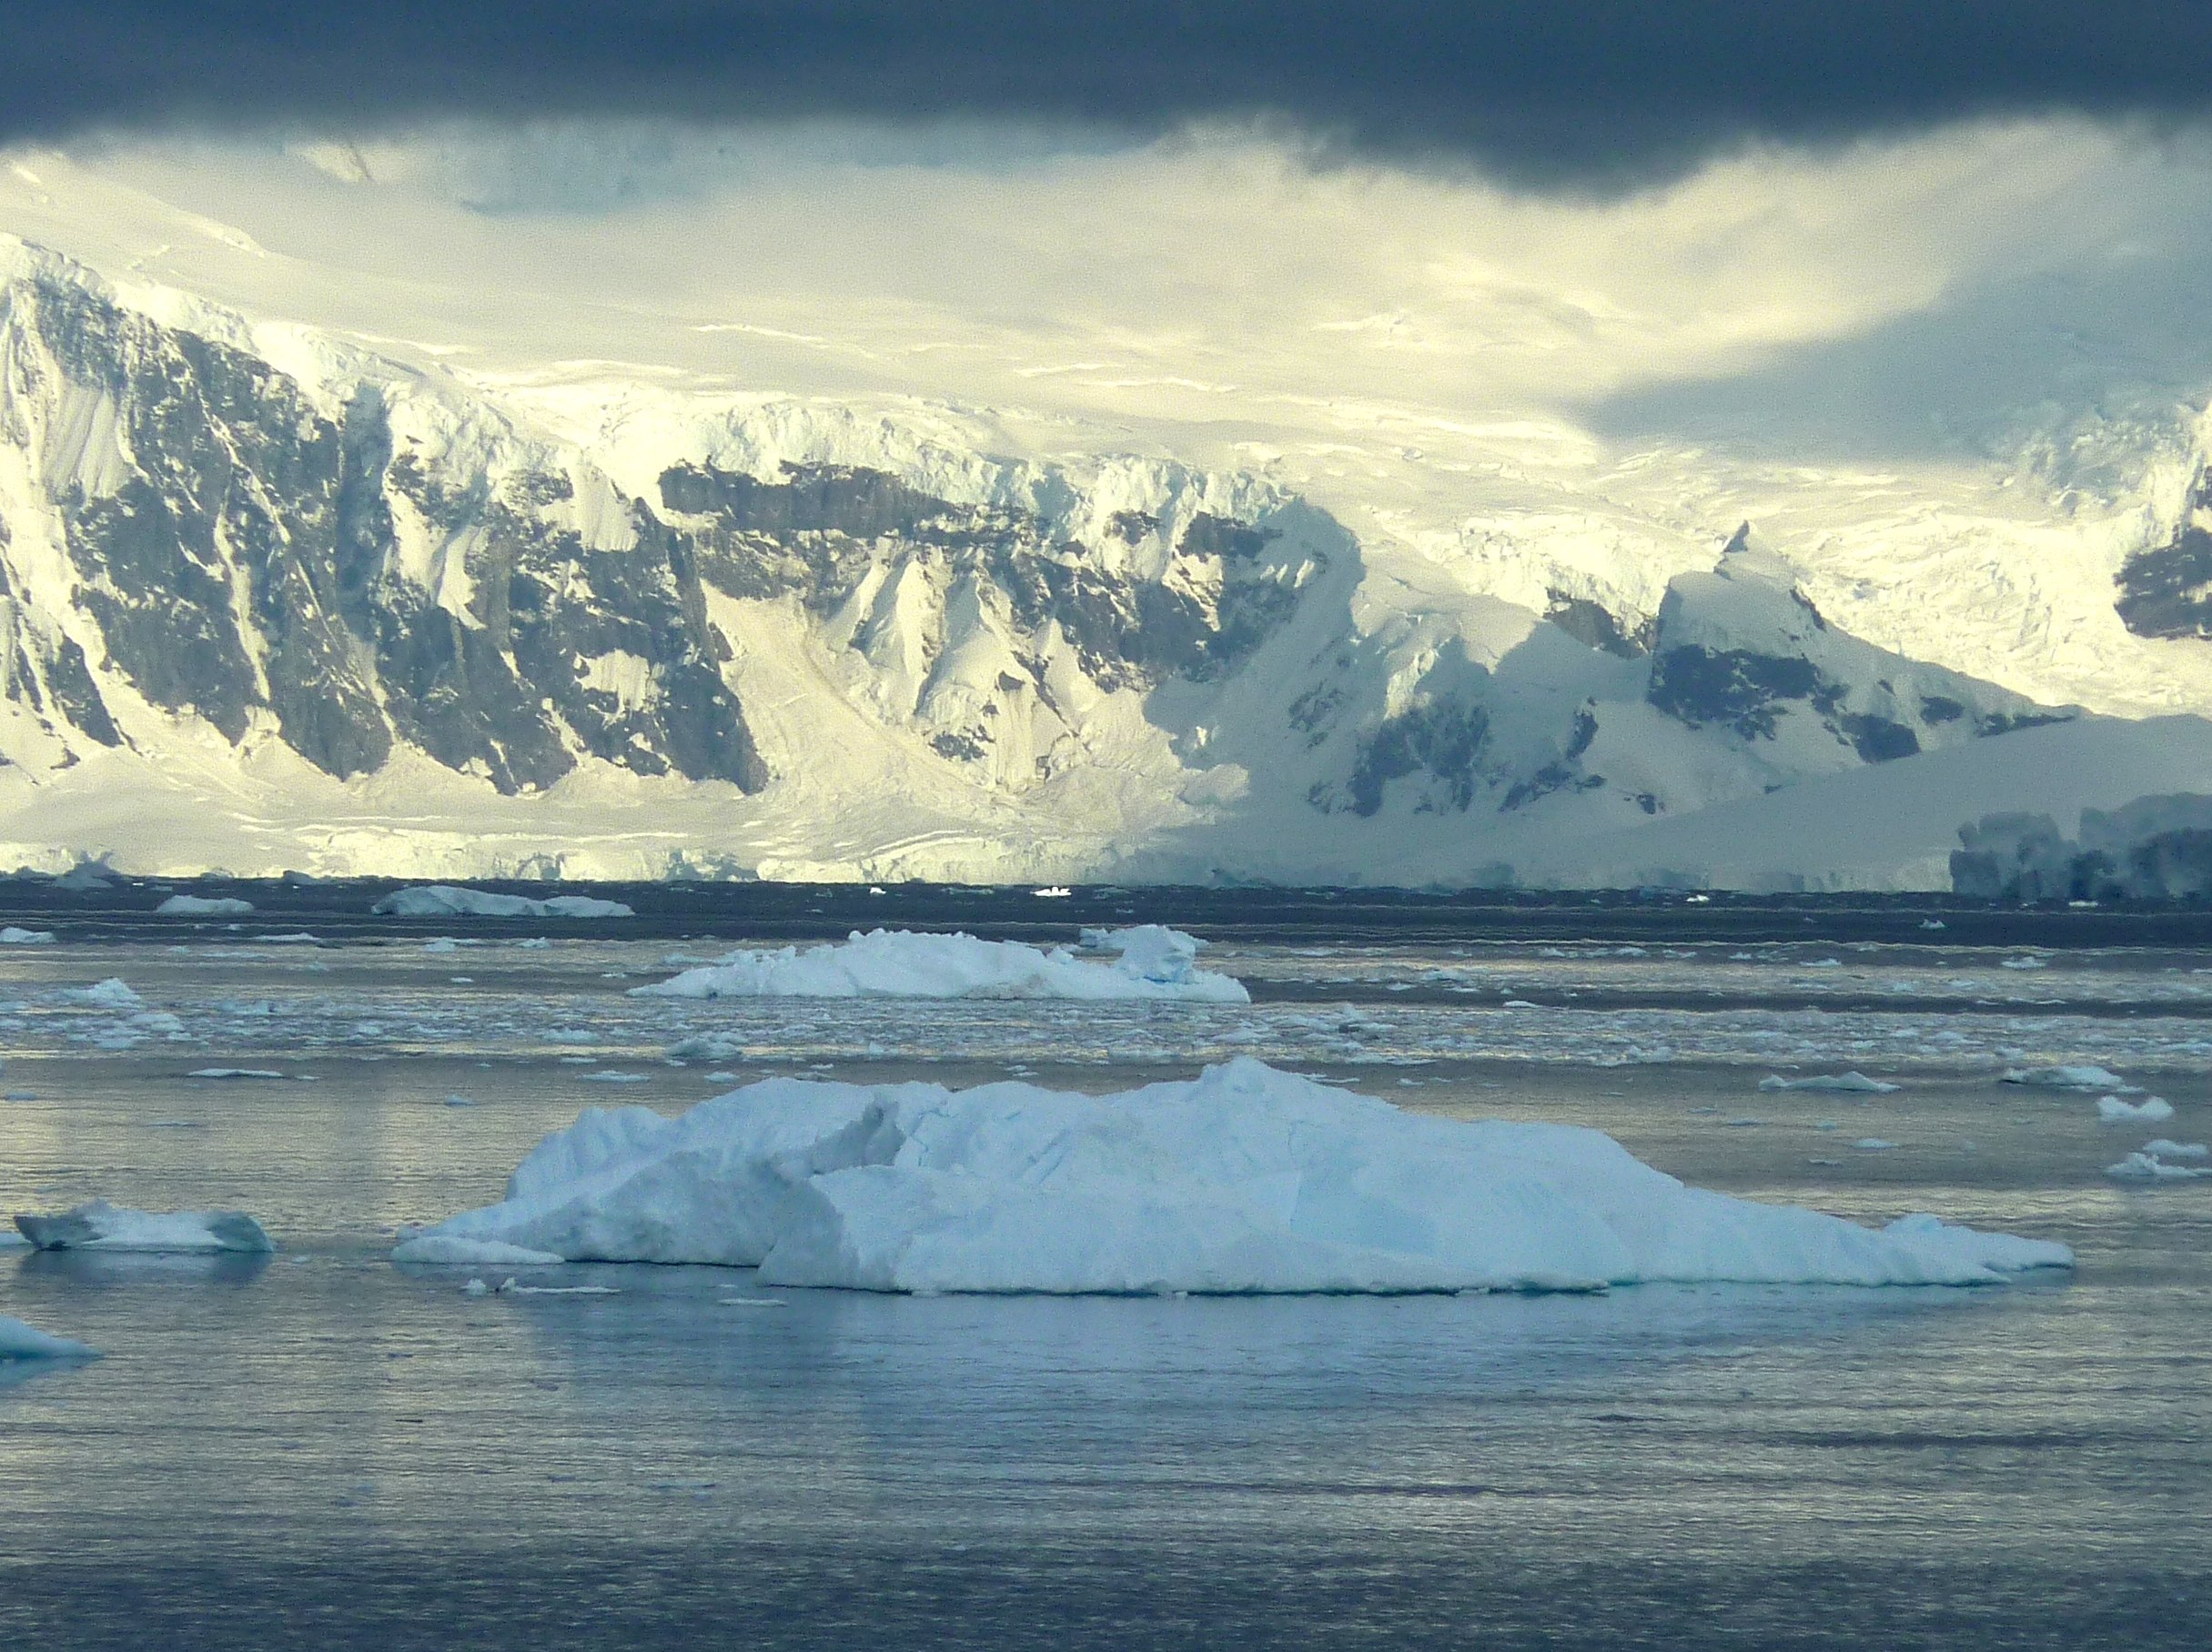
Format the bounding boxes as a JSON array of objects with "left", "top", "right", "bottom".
[
  {"left": 15, "top": 1200, "right": 275, "bottom": 1254},
  {"left": 404, "top": 1059, "right": 2071, "bottom": 1294},
  {"left": 631, "top": 925, "right": 1249, "bottom": 1004},
  {"left": 371, "top": 885, "right": 636, "bottom": 919}
]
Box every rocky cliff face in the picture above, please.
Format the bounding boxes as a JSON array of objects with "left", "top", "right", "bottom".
[{"left": 0, "top": 241, "right": 2081, "bottom": 878}]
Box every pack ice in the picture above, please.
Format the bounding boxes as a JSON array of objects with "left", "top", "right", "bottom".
[
  {"left": 372, "top": 885, "right": 636, "bottom": 919},
  {"left": 631, "top": 926, "right": 1249, "bottom": 1004},
  {"left": 15, "top": 1199, "right": 275, "bottom": 1253},
  {"left": 404, "top": 1059, "right": 2071, "bottom": 1294}
]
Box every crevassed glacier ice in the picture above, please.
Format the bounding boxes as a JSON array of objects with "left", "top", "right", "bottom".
[
  {"left": 15, "top": 1199, "right": 275, "bottom": 1254},
  {"left": 631, "top": 926, "right": 1249, "bottom": 1004},
  {"left": 372, "top": 885, "right": 635, "bottom": 919},
  {"left": 404, "top": 1059, "right": 2071, "bottom": 1294},
  {"left": 0, "top": 1315, "right": 101, "bottom": 1360}
]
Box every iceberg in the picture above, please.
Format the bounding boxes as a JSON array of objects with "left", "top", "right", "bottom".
[
  {"left": 1758, "top": 1073, "right": 1902, "bottom": 1093},
  {"left": 2106, "top": 1152, "right": 2212, "bottom": 1182},
  {"left": 156, "top": 894, "right": 255, "bottom": 915},
  {"left": 391, "top": 1234, "right": 566, "bottom": 1266},
  {"left": 2096, "top": 1095, "right": 2175, "bottom": 1123},
  {"left": 405, "top": 1059, "right": 2072, "bottom": 1294},
  {"left": 371, "top": 885, "right": 636, "bottom": 919},
  {"left": 15, "top": 1199, "right": 276, "bottom": 1254},
  {"left": 2001, "top": 1065, "right": 2136, "bottom": 1092},
  {"left": 0, "top": 926, "right": 54, "bottom": 944},
  {"left": 631, "top": 927, "right": 1249, "bottom": 1004},
  {"left": 0, "top": 1315, "right": 101, "bottom": 1360},
  {"left": 66, "top": 978, "right": 143, "bottom": 1010}
]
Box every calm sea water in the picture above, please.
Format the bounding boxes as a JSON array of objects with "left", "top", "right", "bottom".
[{"left": 1, "top": 885, "right": 2207, "bottom": 1648}]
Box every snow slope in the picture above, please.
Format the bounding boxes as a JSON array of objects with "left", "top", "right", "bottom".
[
  {"left": 404, "top": 1059, "right": 2074, "bottom": 1293},
  {"left": 3, "top": 139, "right": 2211, "bottom": 889}
]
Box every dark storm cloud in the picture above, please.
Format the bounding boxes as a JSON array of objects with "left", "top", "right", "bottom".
[{"left": 12, "top": 2, "right": 2212, "bottom": 186}]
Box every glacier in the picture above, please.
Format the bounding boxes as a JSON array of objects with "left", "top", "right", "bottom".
[{"left": 400, "top": 1059, "right": 2074, "bottom": 1293}]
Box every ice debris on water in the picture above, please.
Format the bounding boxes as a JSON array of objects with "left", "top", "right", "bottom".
[
  {"left": 1758, "top": 1073, "right": 1901, "bottom": 1093},
  {"left": 2096, "top": 1095, "right": 2174, "bottom": 1123},
  {"left": 371, "top": 885, "right": 635, "bottom": 919},
  {"left": 2003, "top": 1066, "right": 2137, "bottom": 1092},
  {"left": 66, "top": 978, "right": 143, "bottom": 1010},
  {"left": 187, "top": 1068, "right": 289, "bottom": 1081},
  {"left": 15, "top": 1199, "right": 274, "bottom": 1253},
  {"left": 403, "top": 1058, "right": 2071, "bottom": 1293},
  {"left": 156, "top": 895, "right": 255, "bottom": 915},
  {"left": 2140, "top": 1139, "right": 2208, "bottom": 1159},
  {"left": 631, "top": 927, "right": 1248, "bottom": 1004},
  {"left": 2106, "top": 1152, "right": 2212, "bottom": 1182},
  {"left": 0, "top": 1315, "right": 101, "bottom": 1361},
  {"left": 0, "top": 926, "right": 55, "bottom": 944}
]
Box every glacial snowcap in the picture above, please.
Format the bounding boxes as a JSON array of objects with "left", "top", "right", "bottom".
[{"left": 401, "top": 1059, "right": 2073, "bottom": 1293}]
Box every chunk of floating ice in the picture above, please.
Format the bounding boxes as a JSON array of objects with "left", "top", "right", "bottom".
[
  {"left": 1999, "top": 957, "right": 2048, "bottom": 971},
  {"left": 405, "top": 1059, "right": 2072, "bottom": 1294},
  {"left": 15, "top": 1199, "right": 274, "bottom": 1253},
  {"left": 0, "top": 1315, "right": 101, "bottom": 1360},
  {"left": 1853, "top": 1139, "right": 1898, "bottom": 1151},
  {"left": 392, "top": 1234, "right": 565, "bottom": 1266},
  {"left": 187, "top": 1068, "right": 288, "bottom": 1081},
  {"left": 1759, "top": 1073, "right": 1901, "bottom": 1093},
  {"left": 2106, "top": 1153, "right": 2212, "bottom": 1182},
  {"left": 631, "top": 927, "right": 1249, "bottom": 1004},
  {"left": 371, "top": 886, "right": 635, "bottom": 920},
  {"left": 156, "top": 895, "right": 255, "bottom": 915},
  {"left": 1032, "top": 886, "right": 1073, "bottom": 898},
  {"left": 66, "top": 978, "right": 142, "bottom": 1009},
  {"left": 2141, "top": 1140, "right": 2209, "bottom": 1160},
  {"left": 2096, "top": 1095, "right": 2175, "bottom": 1123},
  {"left": 668, "top": 1033, "right": 744, "bottom": 1061},
  {"left": 581, "top": 1072, "right": 648, "bottom": 1084},
  {"left": 0, "top": 926, "right": 55, "bottom": 944},
  {"left": 2003, "top": 1066, "right": 2137, "bottom": 1092}
]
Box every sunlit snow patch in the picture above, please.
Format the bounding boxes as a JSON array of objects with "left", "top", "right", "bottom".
[
  {"left": 0, "top": 1315, "right": 100, "bottom": 1360},
  {"left": 631, "top": 927, "right": 1249, "bottom": 1004},
  {"left": 403, "top": 1059, "right": 2069, "bottom": 1294},
  {"left": 15, "top": 1199, "right": 275, "bottom": 1253},
  {"left": 371, "top": 885, "right": 635, "bottom": 919}
]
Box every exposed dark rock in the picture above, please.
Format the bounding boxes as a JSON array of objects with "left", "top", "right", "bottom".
[
  {"left": 1545, "top": 591, "right": 1652, "bottom": 657},
  {"left": 2115, "top": 468, "right": 2212, "bottom": 640}
]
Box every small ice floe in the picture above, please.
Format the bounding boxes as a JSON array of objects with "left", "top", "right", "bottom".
[
  {"left": 517, "top": 937, "right": 551, "bottom": 950},
  {"left": 1999, "top": 956, "right": 2048, "bottom": 971},
  {"left": 543, "top": 1029, "right": 596, "bottom": 1046},
  {"left": 1919, "top": 919, "right": 1947, "bottom": 931},
  {"left": 0, "top": 1315, "right": 101, "bottom": 1361},
  {"left": 15, "top": 1199, "right": 275, "bottom": 1253},
  {"left": 1803, "top": 959, "right": 1843, "bottom": 969},
  {"left": 371, "top": 886, "right": 635, "bottom": 919},
  {"left": 1501, "top": 999, "right": 1540, "bottom": 1010},
  {"left": 393, "top": 1234, "right": 564, "bottom": 1265},
  {"left": 156, "top": 895, "right": 255, "bottom": 916},
  {"left": 0, "top": 926, "right": 55, "bottom": 945},
  {"left": 187, "top": 1068, "right": 290, "bottom": 1081},
  {"left": 2141, "top": 1139, "right": 2209, "bottom": 1160},
  {"left": 668, "top": 1033, "right": 744, "bottom": 1061},
  {"left": 265, "top": 932, "right": 322, "bottom": 945},
  {"left": 1759, "top": 1073, "right": 1901, "bottom": 1094},
  {"left": 2106, "top": 1152, "right": 2212, "bottom": 1182},
  {"left": 1853, "top": 1138, "right": 1899, "bottom": 1151},
  {"left": 423, "top": 939, "right": 460, "bottom": 954},
  {"left": 402, "top": 1058, "right": 2071, "bottom": 1292},
  {"left": 633, "top": 927, "right": 1248, "bottom": 1004},
  {"left": 2003, "top": 1065, "right": 2138, "bottom": 1093},
  {"left": 581, "top": 1071, "right": 648, "bottom": 1084},
  {"left": 717, "top": 1297, "right": 788, "bottom": 1308},
  {"left": 1032, "top": 886, "right": 1073, "bottom": 899},
  {"left": 66, "top": 979, "right": 143, "bottom": 1010},
  {"left": 2096, "top": 1095, "right": 2175, "bottom": 1123}
]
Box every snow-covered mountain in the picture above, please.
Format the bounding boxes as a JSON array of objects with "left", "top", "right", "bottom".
[{"left": 2, "top": 219, "right": 2209, "bottom": 888}]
